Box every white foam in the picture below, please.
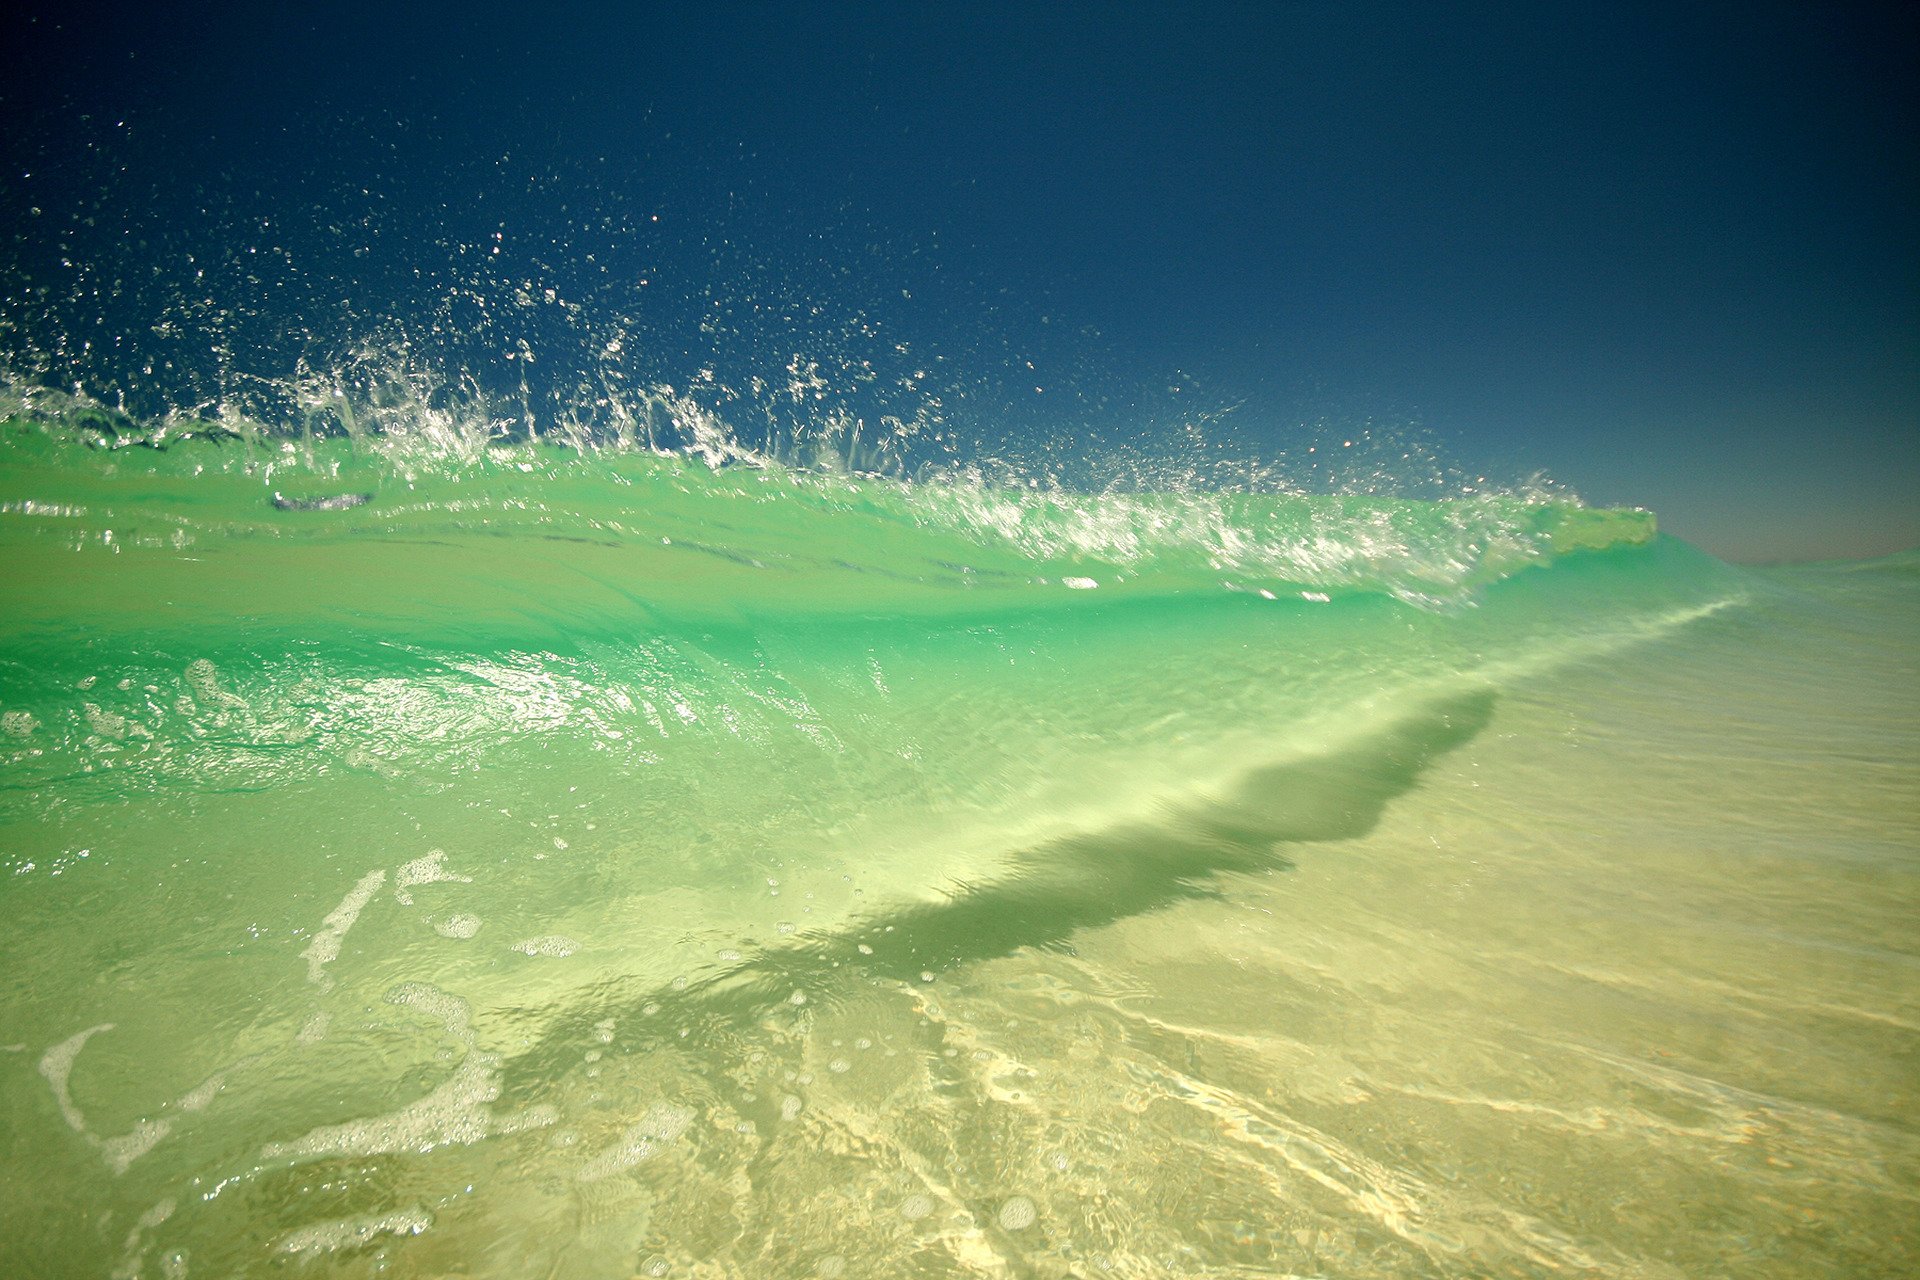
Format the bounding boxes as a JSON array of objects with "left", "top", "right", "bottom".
[
  {"left": 183, "top": 658, "right": 246, "bottom": 710},
  {"left": 39, "top": 1023, "right": 114, "bottom": 1135},
  {"left": 296, "top": 1011, "right": 331, "bottom": 1045},
  {"left": 997, "top": 1195, "right": 1038, "bottom": 1230},
  {"left": 84, "top": 703, "right": 144, "bottom": 740},
  {"left": 512, "top": 935, "right": 579, "bottom": 958},
  {"left": 101, "top": 1119, "right": 173, "bottom": 1175},
  {"left": 1, "top": 709, "right": 38, "bottom": 736},
  {"left": 42, "top": 1024, "right": 260, "bottom": 1174},
  {"left": 434, "top": 913, "right": 482, "bottom": 940},
  {"left": 261, "top": 1050, "right": 553, "bottom": 1160},
  {"left": 385, "top": 982, "right": 473, "bottom": 1043},
  {"left": 393, "top": 849, "right": 471, "bottom": 905},
  {"left": 109, "top": 1198, "right": 176, "bottom": 1280},
  {"left": 302, "top": 869, "right": 387, "bottom": 988},
  {"left": 271, "top": 1207, "right": 432, "bottom": 1258}
]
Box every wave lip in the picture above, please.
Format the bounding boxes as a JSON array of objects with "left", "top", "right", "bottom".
[{"left": 1, "top": 414, "right": 1661, "bottom": 620}]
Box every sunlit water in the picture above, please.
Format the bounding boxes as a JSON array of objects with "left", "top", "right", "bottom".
[{"left": 1, "top": 427, "right": 1914, "bottom": 1278}]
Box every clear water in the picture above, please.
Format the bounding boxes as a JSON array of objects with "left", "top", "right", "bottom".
[{"left": 0, "top": 425, "right": 1914, "bottom": 1278}]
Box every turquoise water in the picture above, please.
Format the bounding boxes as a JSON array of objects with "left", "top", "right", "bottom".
[{"left": 0, "top": 419, "right": 1914, "bottom": 1277}]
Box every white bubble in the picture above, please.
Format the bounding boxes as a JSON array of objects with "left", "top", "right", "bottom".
[
  {"left": 272, "top": 1207, "right": 432, "bottom": 1258},
  {"left": 303, "top": 869, "right": 387, "bottom": 989},
  {"left": 435, "top": 913, "right": 482, "bottom": 940},
  {"left": 900, "top": 1194, "right": 934, "bottom": 1220},
  {"left": 512, "top": 935, "right": 579, "bottom": 958},
  {"left": 259, "top": 1052, "right": 542, "bottom": 1162},
  {"left": 83, "top": 703, "right": 131, "bottom": 740},
  {"left": 394, "top": 850, "right": 471, "bottom": 905},
  {"left": 997, "top": 1196, "right": 1038, "bottom": 1230},
  {"left": 384, "top": 982, "right": 473, "bottom": 1042}
]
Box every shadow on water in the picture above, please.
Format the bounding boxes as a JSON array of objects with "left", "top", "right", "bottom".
[{"left": 513, "top": 687, "right": 1495, "bottom": 1072}]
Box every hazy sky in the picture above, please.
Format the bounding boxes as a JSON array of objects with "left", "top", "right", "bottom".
[{"left": 4, "top": 1, "right": 1914, "bottom": 560}]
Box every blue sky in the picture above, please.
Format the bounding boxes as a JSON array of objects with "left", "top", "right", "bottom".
[{"left": 3, "top": 1, "right": 1913, "bottom": 560}]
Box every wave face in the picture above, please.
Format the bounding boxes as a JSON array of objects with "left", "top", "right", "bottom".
[{"left": 0, "top": 417, "right": 1689, "bottom": 803}]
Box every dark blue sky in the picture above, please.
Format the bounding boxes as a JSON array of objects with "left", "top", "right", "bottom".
[{"left": 4, "top": 1, "right": 1914, "bottom": 559}]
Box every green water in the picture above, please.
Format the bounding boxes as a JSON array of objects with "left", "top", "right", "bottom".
[{"left": 1, "top": 424, "right": 1914, "bottom": 1278}]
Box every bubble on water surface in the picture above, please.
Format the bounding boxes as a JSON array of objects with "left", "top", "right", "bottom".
[
  {"left": 302, "top": 869, "right": 387, "bottom": 989},
  {"left": 997, "top": 1196, "right": 1038, "bottom": 1230},
  {"left": 434, "top": 913, "right": 482, "bottom": 940},
  {"left": 39, "top": 1023, "right": 115, "bottom": 1134},
  {"left": 384, "top": 981, "right": 473, "bottom": 1042},
  {"left": 394, "top": 849, "right": 472, "bottom": 905},
  {"left": 183, "top": 658, "right": 246, "bottom": 709},
  {"left": 900, "top": 1193, "right": 935, "bottom": 1220},
  {"left": 513, "top": 935, "right": 579, "bottom": 957},
  {"left": 83, "top": 703, "right": 141, "bottom": 740},
  {"left": 271, "top": 1206, "right": 432, "bottom": 1258},
  {"left": 260, "top": 1050, "right": 554, "bottom": 1161}
]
